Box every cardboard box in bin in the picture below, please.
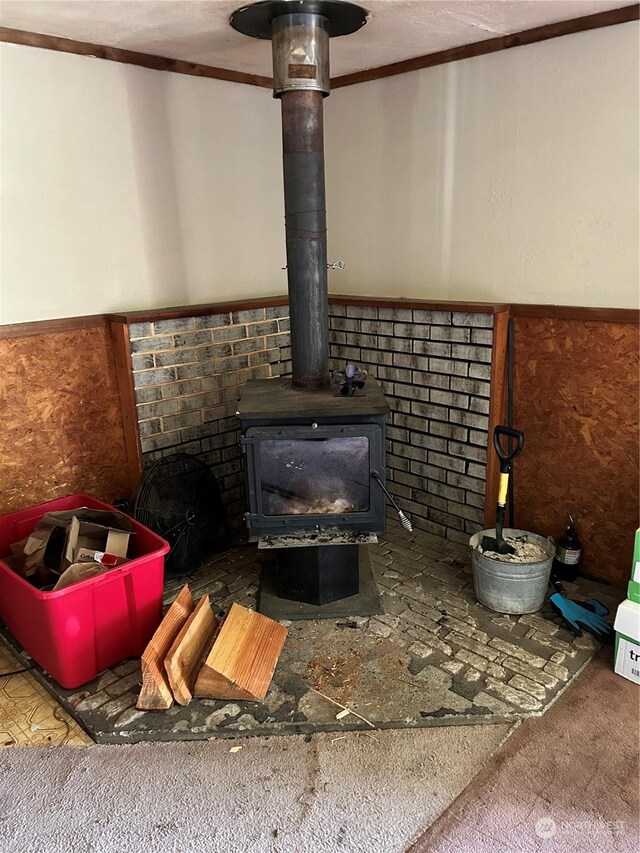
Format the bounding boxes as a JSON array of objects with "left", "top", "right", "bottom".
[
  {"left": 53, "top": 512, "right": 133, "bottom": 591},
  {"left": 0, "top": 494, "right": 170, "bottom": 689},
  {"left": 22, "top": 508, "right": 131, "bottom": 570},
  {"left": 63, "top": 512, "right": 132, "bottom": 567}
]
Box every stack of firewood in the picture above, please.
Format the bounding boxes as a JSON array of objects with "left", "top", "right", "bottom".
[{"left": 136, "top": 585, "right": 288, "bottom": 710}]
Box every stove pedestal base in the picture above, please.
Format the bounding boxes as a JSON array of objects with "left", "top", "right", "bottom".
[{"left": 257, "top": 546, "right": 382, "bottom": 620}]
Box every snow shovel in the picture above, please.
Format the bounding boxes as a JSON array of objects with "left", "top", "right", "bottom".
[{"left": 482, "top": 426, "right": 525, "bottom": 556}]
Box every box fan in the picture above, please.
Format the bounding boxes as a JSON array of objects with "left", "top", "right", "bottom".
[{"left": 132, "top": 453, "right": 231, "bottom": 575}]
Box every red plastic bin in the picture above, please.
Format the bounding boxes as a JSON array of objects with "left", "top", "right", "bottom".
[{"left": 0, "top": 494, "right": 170, "bottom": 689}]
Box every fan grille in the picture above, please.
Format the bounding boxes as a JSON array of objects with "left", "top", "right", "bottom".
[{"left": 133, "top": 453, "right": 230, "bottom": 575}]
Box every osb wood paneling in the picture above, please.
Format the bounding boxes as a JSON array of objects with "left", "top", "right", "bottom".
[
  {"left": 0, "top": 325, "right": 132, "bottom": 514},
  {"left": 513, "top": 318, "right": 639, "bottom": 587},
  {"left": 0, "top": 314, "right": 108, "bottom": 340}
]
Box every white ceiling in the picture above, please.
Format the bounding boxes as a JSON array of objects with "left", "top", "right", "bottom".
[{"left": 0, "top": 0, "right": 630, "bottom": 77}]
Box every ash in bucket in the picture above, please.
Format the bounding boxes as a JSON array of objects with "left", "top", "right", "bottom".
[{"left": 478, "top": 536, "right": 550, "bottom": 564}]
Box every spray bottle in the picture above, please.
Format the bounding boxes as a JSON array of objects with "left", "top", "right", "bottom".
[{"left": 552, "top": 512, "right": 582, "bottom": 582}]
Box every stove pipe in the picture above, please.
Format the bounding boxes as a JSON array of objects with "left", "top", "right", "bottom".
[{"left": 231, "top": 1, "right": 368, "bottom": 391}]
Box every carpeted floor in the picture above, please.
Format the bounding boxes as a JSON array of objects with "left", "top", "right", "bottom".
[
  {"left": 409, "top": 648, "right": 640, "bottom": 853},
  {"left": 1, "top": 640, "right": 635, "bottom": 852},
  {"left": 3, "top": 651, "right": 634, "bottom": 853},
  {"left": 0, "top": 722, "right": 514, "bottom": 853}
]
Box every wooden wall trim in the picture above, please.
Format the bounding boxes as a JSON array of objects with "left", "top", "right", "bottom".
[
  {"left": 1, "top": 299, "right": 636, "bottom": 339},
  {"left": 0, "top": 314, "right": 108, "bottom": 340},
  {"left": 328, "top": 295, "right": 505, "bottom": 314},
  {"left": 109, "top": 296, "right": 290, "bottom": 325},
  {"left": 332, "top": 5, "right": 640, "bottom": 88},
  {"left": 484, "top": 310, "right": 510, "bottom": 530},
  {"left": 0, "top": 27, "right": 273, "bottom": 89},
  {"left": 112, "top": 296, "right": 506, "bottom": 323},
  {"left": 329, "top": 297, "right": 638, "bottom": 324},
  {"left": 108, "top": 320, "right": 143, "bottom": 494},
  {"left": 2, "top": 5, "right": 637, "bottom": 91},
  {"left": 509, "top": 304, "right": 639, "bottom": 324}
]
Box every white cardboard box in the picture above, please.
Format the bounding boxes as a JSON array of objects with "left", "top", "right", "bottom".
[{"left": 613, "top": 599, "right": 640, "bottom": 685}]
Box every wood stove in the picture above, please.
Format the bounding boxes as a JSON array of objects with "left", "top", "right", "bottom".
[
  {"left": 238, "top": 376, "right": 389, "bottom": 616},
  {"left": 231, "top": 1, "right": 397, "bottom": 617},
  {"left": 239, "top": 378, "right": 388, "bottom": 540}
]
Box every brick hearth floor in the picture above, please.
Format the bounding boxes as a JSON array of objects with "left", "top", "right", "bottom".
[{"left": 0, "top": 519, "right": 621, "bottom": 745}]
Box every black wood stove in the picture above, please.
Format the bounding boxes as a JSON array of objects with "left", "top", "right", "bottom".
[
  {"left": 238, "top": 377, "right": 389, "bottom": 615},
  {"left": 231, "top": 1, "right": 396, "bottom": 618}
]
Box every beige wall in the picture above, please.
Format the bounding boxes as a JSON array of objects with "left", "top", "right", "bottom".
[
  {"left": 2, "top": 23, "right": 638, "bottom": 323},
  {"left": 325, "top": 22, "right": 639, "bottom": 308},
  {"left": 0, "top": 43, "right": 286, "bottom": 324}
]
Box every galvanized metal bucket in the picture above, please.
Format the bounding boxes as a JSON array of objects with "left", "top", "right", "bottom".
[{"left": 469, "top": 528, "right": 556, "bottom": 615}]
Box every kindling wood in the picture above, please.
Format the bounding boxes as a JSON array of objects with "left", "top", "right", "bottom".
[
  {"left": 194, "top": 603, "right": 288, "bottom": 701},
  {"left": 164, "top": 594, "right": 218, "bottom": 707},
  {"left": 137, "top": 585, "right": 194, "bottom": 711},
  {"left": 137, "top": 588, "right": 288, "bottom": 708}
]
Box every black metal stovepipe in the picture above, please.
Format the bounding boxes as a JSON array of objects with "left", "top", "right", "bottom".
[
  {"left": 281, "top": 88, "right": 328, "bottom": 390},
  {"left": 230, "top": 1, "right": 368, "bottom": 392}
]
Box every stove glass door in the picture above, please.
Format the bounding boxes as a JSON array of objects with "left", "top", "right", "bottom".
[{"left": 259, "top": 435, "right": 370, "bottom": 516}]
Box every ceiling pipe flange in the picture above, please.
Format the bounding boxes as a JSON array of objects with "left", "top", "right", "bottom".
[{"left": 230, "top": 1, "right": 368, "bottom": 40}]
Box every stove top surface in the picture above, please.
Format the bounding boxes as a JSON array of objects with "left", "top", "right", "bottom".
[{"left": 237, "top": 377, "right": 389, "bottom": 420}]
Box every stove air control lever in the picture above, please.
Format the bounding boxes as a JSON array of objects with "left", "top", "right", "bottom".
[
  {"left": 372, "top": 471, "right": 413, "bottom": 533},
  {"left": 311, "top": 422, "right": 318, "bottom": 429}
]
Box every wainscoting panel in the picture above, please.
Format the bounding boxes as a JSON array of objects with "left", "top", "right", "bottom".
[
  {"left": 512, "top": 316, "right": 639, "bottom": 585},
  {"left": 0, "top": 324, "right": 131, "bottom": 513}
]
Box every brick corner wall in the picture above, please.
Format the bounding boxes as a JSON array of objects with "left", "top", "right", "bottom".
[
  {"left": 329, "top": 304, "right": 493, "bottom": 545},
  {"left": 128, "top": 306, "right": 291, "bottom": 524},
  {"left": 126, "top": 299, "right": 494, "bottom": 544}
]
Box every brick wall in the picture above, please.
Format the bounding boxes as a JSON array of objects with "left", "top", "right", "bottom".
[
  {"left": 128, "top": 307, "right": 291, "bottom": 525},
  {"left": 329, "top": 305, "right": 493, "bottom": 545},
  {"left": 128, "top": 302, "right": 493, "bottom": 543}
]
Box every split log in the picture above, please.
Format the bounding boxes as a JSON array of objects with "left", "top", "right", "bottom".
[
  {"left": 194, "top": 603, "right": 287, "bottom": 701},
  {"left": 164, "top": 594, "right": 217, "bottom": 706},
  {"left": 136, "top": 585, "right": 194, "bottom": 711}
]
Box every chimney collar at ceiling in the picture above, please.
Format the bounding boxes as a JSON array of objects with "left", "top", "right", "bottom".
[{"left": 230, "top": 1, "right": 368, "bottom": 41}]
